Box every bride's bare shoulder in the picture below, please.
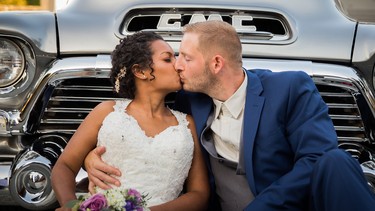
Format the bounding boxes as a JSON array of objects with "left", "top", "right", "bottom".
[
  {"left": 96, "top": 100, "right": 116, "bottom": 109},
  {"left": 89, "top": 100, "right": 116, "bottom": 118}
]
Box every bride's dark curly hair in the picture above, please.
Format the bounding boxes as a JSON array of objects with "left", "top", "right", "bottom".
[{"left": 110, "top": 31, "right": 163, "bottom": 98}]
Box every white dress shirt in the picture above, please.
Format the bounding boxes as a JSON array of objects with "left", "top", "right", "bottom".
[{"left": 211, "top": 72, "right": 247, "bottom": 163}]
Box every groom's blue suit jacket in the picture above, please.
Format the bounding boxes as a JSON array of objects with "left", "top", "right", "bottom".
[{"left": 175, "top": 69, "right": 338, "bottom": 210}]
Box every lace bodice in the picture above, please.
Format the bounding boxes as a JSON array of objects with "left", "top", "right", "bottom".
[{"left": 97, "top": 99, "right": 194, "bottom": 207}]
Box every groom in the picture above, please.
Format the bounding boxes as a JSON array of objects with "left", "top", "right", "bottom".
[{"left": 84, "top": 20, "right": 375, "bottom": 210}]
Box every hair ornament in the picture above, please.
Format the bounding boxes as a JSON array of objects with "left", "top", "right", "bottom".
[{"left": 115, "top": 67, "right": 126, "bottom": 93}]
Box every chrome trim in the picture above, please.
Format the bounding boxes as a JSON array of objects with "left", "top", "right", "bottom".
[
  {"left": 339, "top": 142, "right": 375, "bottom": 192},
  {"left": 6, "top": 134, "right": 88, "bottom": 209},
  {"left": 119, "top": 6, "right": 296, "bottom": 45},
  {"left": 9, "top": 152, "right": 56, "bottom": 207},
  {"left": 362, "top": 161, "right": 375, "bottom": 192},
  {"left": 1, "top": 140, "right": 88, "bottom": 206},
  {"left": 9, "top": 56, "right": 111, "bottom": 135}
]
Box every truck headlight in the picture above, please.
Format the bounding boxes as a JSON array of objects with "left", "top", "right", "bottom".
[{"left": 0, "top": 38, "right": 25, "bottom": 88}]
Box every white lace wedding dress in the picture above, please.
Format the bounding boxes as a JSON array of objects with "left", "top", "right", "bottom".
[{"left": 97, "top": 99, "right": 194, "bottom": 207}]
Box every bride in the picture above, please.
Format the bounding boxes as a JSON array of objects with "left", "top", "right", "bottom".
[{"left": 51, "top": 31, "right": 209, "bottom": 210}]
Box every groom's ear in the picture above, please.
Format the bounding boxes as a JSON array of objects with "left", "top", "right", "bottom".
[{"left": 210, "top": 54, "right": 225, "bottom": 74}]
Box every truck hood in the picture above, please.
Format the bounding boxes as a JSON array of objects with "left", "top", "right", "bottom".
[{"left": 56, "top": 0, "right": 356, "bottom": 62}]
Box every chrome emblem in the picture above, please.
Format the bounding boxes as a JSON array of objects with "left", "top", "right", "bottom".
[{"left": 157, "top": 14, "right": 257, "bottom": 33}]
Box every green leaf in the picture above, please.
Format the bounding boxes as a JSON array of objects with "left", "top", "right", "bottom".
[{"left": 65, "top": 199, "right": 80, "bottom": 208}]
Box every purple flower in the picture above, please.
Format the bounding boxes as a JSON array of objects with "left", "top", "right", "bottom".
[
  {"left": 124, "top": 189, "right": 145, "bottom": 211},
  {"left": 124, "top": 200, "right": 135, "bottom": 210},
  {"left": 79, "top": 193, "right": 107, "bottom": 211},
  {"left": 127, "top": 188, "right": 142, "bottom": 199}
]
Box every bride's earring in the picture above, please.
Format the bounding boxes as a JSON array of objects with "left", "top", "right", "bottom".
[{"left": 140, "top": 70, "right": 148, "bottom": 80}]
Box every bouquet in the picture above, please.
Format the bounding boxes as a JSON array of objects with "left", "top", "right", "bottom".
[{"left": 67, "top": 188, "right": 150, "bottom": 211}]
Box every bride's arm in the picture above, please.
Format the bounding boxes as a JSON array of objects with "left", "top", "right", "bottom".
[
  {"left": 150, "top": 114, "right": 210, "bottom": 211},
  {"left": 51, "top": 101, "right": 115, "bottom": 208}
]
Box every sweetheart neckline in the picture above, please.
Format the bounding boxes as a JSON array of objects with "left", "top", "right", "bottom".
[{"left": 122, "top": 111, "right": 180, "bottom": 139}]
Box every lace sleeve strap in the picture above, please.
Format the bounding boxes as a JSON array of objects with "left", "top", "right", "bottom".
[
  {"left": 170, "top": 109, "right": 190, "bottom": 128},
  {"left": 113, "top": 99, "right": 131, "bottom": 112}
]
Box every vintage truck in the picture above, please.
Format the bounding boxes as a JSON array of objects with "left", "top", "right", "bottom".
[{"left": 1, "top": 0, "right": 375, "bottom": 209}]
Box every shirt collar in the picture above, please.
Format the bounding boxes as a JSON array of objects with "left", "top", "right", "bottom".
[{"left": 213, "top": 71, "right": 247, "bottom": 119}]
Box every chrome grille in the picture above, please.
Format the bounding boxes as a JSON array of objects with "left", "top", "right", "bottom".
[
  {"left": 39, "top": 77, "right": 369, "bottom": 143},
  {"left": 315, "top": 83, "right": 367, "bottom": 143},
  {"left": 39, "top": 78, "right": 118, "bottom": 133},
  {"left": 39, "top": 77, "right": 176, "bottom": 133}
]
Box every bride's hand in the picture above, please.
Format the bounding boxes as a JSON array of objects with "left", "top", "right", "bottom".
[{"left": 84, "top": 146, "right": 122, "bottom": 193}]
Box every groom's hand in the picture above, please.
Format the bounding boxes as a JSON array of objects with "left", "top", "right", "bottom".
[{"left": 84, "top": 146, "right": 121, "bottom": 193}]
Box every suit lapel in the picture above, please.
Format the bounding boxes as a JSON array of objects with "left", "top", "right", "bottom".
[{"left": 243, "top": 70, "right": 265, "bottom": 195}]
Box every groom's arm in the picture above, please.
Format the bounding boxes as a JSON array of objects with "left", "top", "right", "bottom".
[
  {"left": 84, "top": 146, "right": 122, "bottom": 193},
  {"left": 245, "top": 71, "right": 337, "bottom": 210}
]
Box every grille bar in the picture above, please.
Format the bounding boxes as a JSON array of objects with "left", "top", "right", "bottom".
[
  {"left": 334, "top": 126, "right": 365, "bottom": 132},
  {"left": 50, "top": 96, "right": 116, "bottom": 101},
  {"left": 337, "top": 137, "right": 368, "bottom": 142},
  {"left": 326, "top": 103, "right": 358, "bottom": 108},
  {"left": 319, "top": 92, "right": 352, "bottom": 97},
  {"left": 329, "top": 114, "right": 361, "bottom": 120},
  {"left": 45, "top": 107, "right": 92, "bottom": 113},
  {"left": 54, "top": 86, "right": 113, "bottom": 91},
  {"left": 41, "top": 119, "right": 83, "bottom": 124}
]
